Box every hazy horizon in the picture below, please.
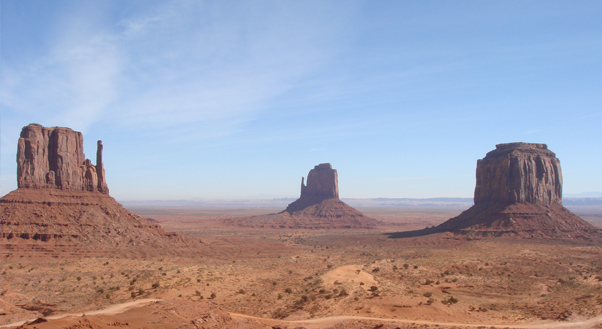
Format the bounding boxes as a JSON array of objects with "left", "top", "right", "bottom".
[{"left": 2, "top": 1, "right": 601, "bottom": 200}]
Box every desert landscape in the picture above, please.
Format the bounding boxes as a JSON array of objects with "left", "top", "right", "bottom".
[{"left": 2, "top": 125, "right": 602, "bottom": 329}]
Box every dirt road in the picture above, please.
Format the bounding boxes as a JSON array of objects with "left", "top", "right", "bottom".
[
  {"left": 3, "top": 299, "right": 601, "bottom": 329},
  {"left": 230, "top": 311, "right": 602, "bottom": 329},
  {"left": 0, "top": 299, "right": 162, "bottom": 328}
]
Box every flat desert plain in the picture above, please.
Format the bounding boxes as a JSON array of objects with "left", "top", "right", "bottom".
[{"left": 2, "top": 206, "right": 602, "bottom": 329}]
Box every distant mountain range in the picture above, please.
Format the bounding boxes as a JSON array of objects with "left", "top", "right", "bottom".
[{"left": 121, "top": 196, "right": 602, "bottom": 209}]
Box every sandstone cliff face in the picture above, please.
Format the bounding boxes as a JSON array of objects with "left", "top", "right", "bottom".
[
  {"left": 286, "top": 163, "right": 340, "bottom": 212},
  {"left": 301, "top": 163, "right": 339, "bottom": 200},
  {"left": 435, "top": 143, "right": 599, "bottom": 239},
  {"left": 474, "top": 143, "right": 562, "bottom": 205},
  {"left": 16, "top": 123, "right": 108, "bottom": 194}
]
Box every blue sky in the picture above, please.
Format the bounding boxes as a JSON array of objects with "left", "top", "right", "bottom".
[{"left": 2, "top": 1, "right": 601, "bottom": 201}]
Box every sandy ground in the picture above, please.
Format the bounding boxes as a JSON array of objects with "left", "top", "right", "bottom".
[{"left": 2, "top": 207, "right": 602, "bottom": 329}]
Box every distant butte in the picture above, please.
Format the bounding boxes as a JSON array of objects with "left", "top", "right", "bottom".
[
  {"left": 434, "top": 143, "right": 600, "bottom": 239},
  {"left": 1, "top": 123, "right": 194, "bottom": 256},
  {"left": 225, "top": 163, "right": 379, "bottom": 229}
]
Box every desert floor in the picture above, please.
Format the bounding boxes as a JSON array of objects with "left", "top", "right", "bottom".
[{"left": 2, "top": 206, "right": 602, "bottom": 329}]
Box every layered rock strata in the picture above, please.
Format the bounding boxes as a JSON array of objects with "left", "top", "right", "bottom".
[
  {"left": 2, "top": 123, "right": 194, "bottom": 256},
  {"left": 474, "top": 143, "right": 562, "bottom": 205},
  {"left": 226, "top": 163, "right": 379, "bottom": 229},
  {"left": 436, "top": 143, "right": 599, "bottom": 239},
  {"left": 17, "top": 123, "right": 108, "bottom": 194}
]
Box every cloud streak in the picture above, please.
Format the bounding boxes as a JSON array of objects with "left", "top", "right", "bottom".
[{"left": 2, "top": 1, "right": 358, "bottom": 139}]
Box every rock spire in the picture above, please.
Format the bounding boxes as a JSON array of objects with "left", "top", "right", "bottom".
[{"left": 16, "top": 123, "right": 109, "bottom": 194}]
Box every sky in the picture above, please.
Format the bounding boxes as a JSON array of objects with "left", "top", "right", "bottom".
[{"left": 1, "top": 1, "right": 601, "bottom": 201}]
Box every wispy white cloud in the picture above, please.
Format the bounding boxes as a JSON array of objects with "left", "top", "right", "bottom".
[{"left": 1, "top": 1, "right": 358, "bottom": 139}]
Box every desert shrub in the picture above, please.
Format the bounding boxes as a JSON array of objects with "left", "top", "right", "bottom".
[
  {"left": 96, "top": 288, "right": 104, "bottom": 294},
  {"left": 277, "top": 293, "right": 283, "bottom": 299},
  {"left": 393, "top": 265, "right": 398, "bottom": 271},
  {"left": 272, "top": 308, "right": 288, "bottom": 319},
  {"left": 152, "top": 282, "right": 160, "bottom": 289},
  {"left": 238, "top": 289, "right": 246, "bottom": 294},
  {"left": 76, "top": 276, "right": 81, "bottom": 281},
  {"left": 442, "top": 296, "right": 459, "bottom": 305},
  {"left": 324, "top": 294, "right": 332, "bottom": 299},
  {"left": 339, "top": 289, "right": 349, "bottom": 297},
  {"left": 284, "top": 287, "right": 293, "bottom": 294},
  {"left": 138, "top": 288, "right": 145, "bottom": 295},
  {"left": 425, "top": 279, "right": 434, "bottom": 285},
  {"left": 413, "top": 265, "right": 418, "bottom": 269},
  {"left": 423, "top": 292, "right": 432, "bottom": 298},
  {"left": 595, "top": 275, "right": 602, "bottom": 281},
  {"left": 369, "top": 286, "right": 378, "bottom": 292},
  {"left": 403, "top": 264, "right": 409, "bottom": 269},
  {"left": 130, "top": 291, "right": 136, "bottom": 298},
  {"left": 210, "top": 292, "right": 216, "bottom": 299},
  {"left": 372, "top": 267, "right": 380, "bottom": 272},
  {"left": 319, "top": 289, "right": 326, "bottom": 294},
  {"left": 359, "top": 282, "right": 364, "bottom": 286}
]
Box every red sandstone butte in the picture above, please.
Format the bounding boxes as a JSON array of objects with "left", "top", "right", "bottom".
[
  {"left": 225, "top": 163, "right": 379, "bottom": 229},
  {"left": 1, "top": 123, "right": 195, "bottom": 256},
  {"left": 17, "top": 123, "right": 108, "bottom": 194},
  {"left": 436, "top": 143, "right": 600, "bottom": 239}
]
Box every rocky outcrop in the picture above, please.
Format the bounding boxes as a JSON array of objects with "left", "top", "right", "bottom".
[
  {"left": 226, "top": 163, "right": 379, "bottom": 229},
  {"left": 474, "top": 143, "right": 562, "bottom": 205},
  {"left": 285, "top": 163, "right": 339, "bottom": 212},
  {"left": 435, "top": 143, "right": 600, "bottom": 239},
  {"left": 302, "top": 163, "right": 339, "bottom": 200},
  {"left": 17, "top": 123, "right": 108, "bottom": 194},
  {"left": 3, "top": 123, "right": 198, "bottom": 256}
]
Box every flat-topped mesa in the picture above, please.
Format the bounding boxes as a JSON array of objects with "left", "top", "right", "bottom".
[
  {"left": 300, "top": 163, "right": 339, "bottom": 200},
  {"left": 16, "top": 123, "right": 109, "bottom": 194},
  {"left": 430, "top": 142, "right": 601, "bottom": 239},
  {"left": 474, "top": 142, "right": 562, "bottom": 205}
]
